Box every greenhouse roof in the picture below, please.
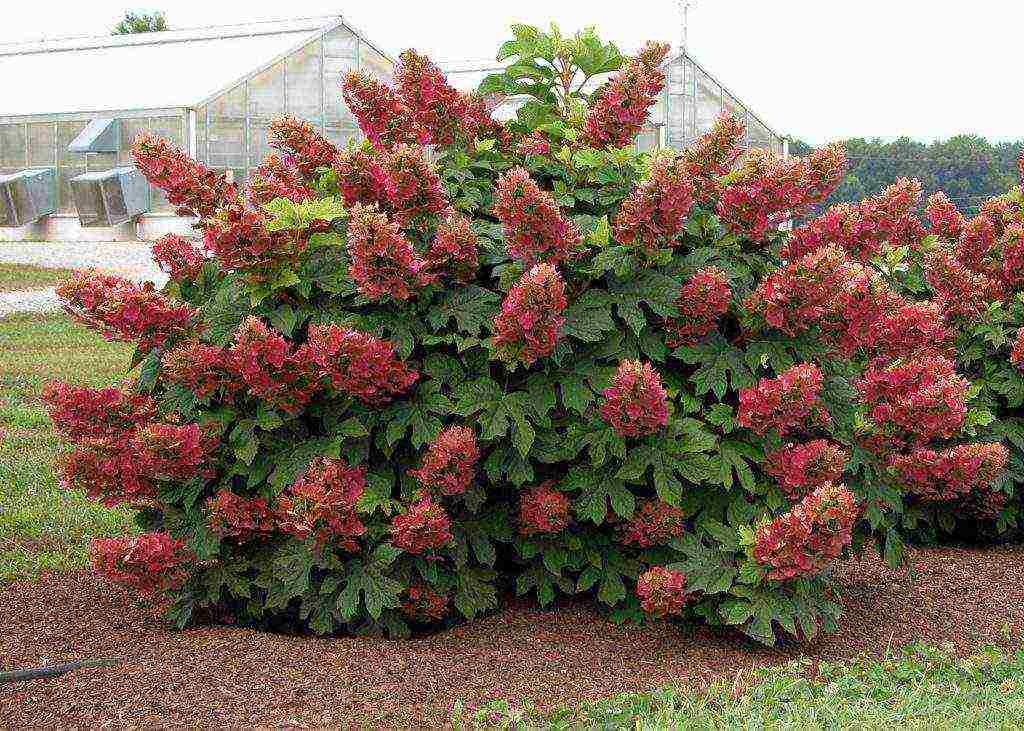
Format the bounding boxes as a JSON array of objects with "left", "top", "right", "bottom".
[{"left": 0, "top": 16, "right": 390, "bottom": 118}]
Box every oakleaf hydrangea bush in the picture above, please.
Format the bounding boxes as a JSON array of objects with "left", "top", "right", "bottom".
[{"left": 44, "top": 24, "right": 1005, "bottom": 645}]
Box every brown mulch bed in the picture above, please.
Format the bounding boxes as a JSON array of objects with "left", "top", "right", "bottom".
[{"left": 2, "top": 545, "right": 1023, "bottom": 728}]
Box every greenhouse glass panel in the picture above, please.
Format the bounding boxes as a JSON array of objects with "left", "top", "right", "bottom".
[
  {"left": 695, "top": 69, "right": 721, "bottom": 137},
  {"left": 87, "top": 152, "right": 118, "bottom": 172},
  {"left": 57, "top": 122, "right": 88, "bottom": 212},
  {"left": 324, "top": 25, "right": 359, "bottom": 129},
  {"left": 1, "top": 125, "right": 27, "bottom": 167},
  {"left": 195, "top": 105, "right": 208, "bottom": 162},
  {"left": 286, "top": 40, "right": 323, "bottom": 122},
  {"left": 248, "top": 61, "right": 286, "bottom": 168},
  {"left": 360, "top": 43, "right": 393, "bottom": 83},
  {"left": 27, "top": 122, "right": 56, "bottom": 166}
]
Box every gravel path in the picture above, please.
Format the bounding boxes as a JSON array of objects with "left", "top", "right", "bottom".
[
  {"left": 0, "top": 242, "right": 166, "bottom": 316},
  {"left": 2, "top": 545, "right": 1023, "bottom": 727}
]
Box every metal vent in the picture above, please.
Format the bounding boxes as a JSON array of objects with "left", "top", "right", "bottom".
[
  {"left": 0, "top": 169, "right": 57, "bottom": 226},
  {"left": 70, "top": 167, "right": 150, "bottom": 227},
  {"left": 67, "top": 118, "right": 121, "bottom": 153}
]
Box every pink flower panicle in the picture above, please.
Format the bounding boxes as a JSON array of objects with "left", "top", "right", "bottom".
[
  {"left": 636, "top": 566, "right": 693, "bottom": 618},
  {"left": 583, "top": 42, "right": 669, "bottom": 149},
  {"left": 924, "top": 249, "right": 1002, "bottom": 322},
  {"left": 665, "top": 266, "right": 731, "bottom": 347},
  {"left": 517, "top": 132, "right": 551, "bottom": 157},
  {"left": 890, "top": 443, "right": 1008, "bottom": 503},
  {"left": 1012, "top": 329, "right": 1024, "bottom": 370},
  {"left": 866, "top": 299, "right": 952, "bottom": 361},
  {"left": 925, "top": 191, "right": 965, "bottom": 241},
  {"left": 519, "top": 481, "right": 571, "bottom": 536},
  {"left": 682, "top": 114, "right": 745, "bottom": 203},
  {"left": 345, "top": 203, "right": 434, "bottom": 302},
  {"left": 492, "top": 263, "right": 567, "bottom": 366},
  {"left": 955, "top": 216, "right": 998, "bottom": 274},
  {"left": 226, "top": 317, "right": 317, "bottom": 414},
  {"left": 753, "top": 483, "right": 858, "bottom": 582},
  {"left": 962, "top": 484, "right": 1010, "bottom": 521},
  {"left": 384, "top": 144, "right": 449, "bottom": 228},
  {"left": 402, "top": 584, "right": 450, "bottom": 622},
  {"left": 248, "top": 154, "right": 315, "bottom": 206},
  {"left": 161, "top": 340, "right": 237, "bottom": 401},
  {"left": 131, "top": 422, "right": 218, "bottom": 483},
  {"left": 42, "top": 381, "right": 155, "bottom": 443},
  {"left": 599, "top": 360, "right": 670, "bottom": 438},
  {"left": 295, "top": 324, "right": 418, "bottom": 405},
  {"left": 408, "top": 426, "right": 479, "bottom": 496},
  {"left": 856, "top": 355, "right": 969, "bottom": 450},
  {"left": 765, "top": 440, "right": 849, "bottom": 500},
  {"left": 91, "top": 532, "right": 192, "bottom": 608},
  {"left": 613, "top": 156, "right": 695, "bottom": 254},
  {"left": 132, "top": 132, "right": 236, "bottom": 220},
  {"left": 620, "top": 500, "right": 686, "bottom": 548},
  {"left": 151, "top": 234, "right": 205, "bottom": 282},
  {"left": 60, "top": 444, "right": 155, "bottom": 508},
  {"left": 268, "top": 116, "right": 340, "bottom": 175},
  {"left": 493, "top": 167, "right": 582, "bottom": 266},
  {"left": 342, "top": 71, "right": 420, "bottom": 150},
  {"left": 203, "top": 200, "right": 306, "bottom": 275},
  {"left": 333, "top": 147, "right": 396, "bottom": 209},
  {"left": 737, "top": 363, "right": 830, "bottom": 437},
  {"left": 276, "top": 458, "right": 367, "bottom": 550},
  {"left": 207, "top": 490, "right": 276, "bottom": 539},
  {"left": 56, "top": 269, "right": 195, "bottom": 351},
  {"left": 391, "top": 497, "right": 453, "bottom": 554},
  {"left": 426, "top": 210, "right": 479, "bottom": 281}
]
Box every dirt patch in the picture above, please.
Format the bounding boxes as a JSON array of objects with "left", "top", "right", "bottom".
[{"left": 2, "top": 545, "right": 1023, "bottom": 727}]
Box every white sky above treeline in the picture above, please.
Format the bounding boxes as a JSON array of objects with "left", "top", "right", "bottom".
[{"left": 3, "top": 0, "right": 1021, "bottom": 144}]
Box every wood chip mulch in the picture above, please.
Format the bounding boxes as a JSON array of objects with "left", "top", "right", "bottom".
[{"left": 2, "top": 544, "right": 1023, "bottom": 728}]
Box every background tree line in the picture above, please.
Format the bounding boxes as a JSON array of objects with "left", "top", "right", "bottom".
[{"left": 789, "top": 136, "right": 1024, "bottom": 215}]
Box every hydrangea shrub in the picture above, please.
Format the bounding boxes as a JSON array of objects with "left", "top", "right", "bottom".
[{"left": 46, "top": 24, "right": 1000, "bottom": 645}]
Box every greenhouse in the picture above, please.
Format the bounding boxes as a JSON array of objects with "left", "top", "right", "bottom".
[{"left": 0, "top": 15, "right": 783, "bottom": 242}]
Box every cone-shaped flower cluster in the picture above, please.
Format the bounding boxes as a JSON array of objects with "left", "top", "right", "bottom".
[
  {"left": 924, "top": 249, "right": 1003, "bottom": 321},
  {"left": 889, "top": 443, "right": 1008, "bottom": 503},
  {"left": 493, "top": 167, "right": 582, "bottom": 266},
  {"left": 206, "top": 490, "right": 277, "bottom": 539},
  {"left": 161, "top": 340, "right": 237, "bottom": 402},
  {"left": 132, "top": 133, "right": 236, "bottom": 220},
  {"left": 384, "top": 144, "right": 449, "bottom": 227},
  {"left": 925, "top": 191, "right": 965, "bottom": 240},
  {"left": 42, "top": 381, "right": 155, "bottom": 442},
  {"left": 765, "top": 440, "right": 849, "bottom": 500},
  {"left": 519, "top": 481, "right": 572, "bottom": 536},
  {"left": 583, "top": 42, "right": 669, "bottom": 149},
  {"left": 753, "top": 483, "right": 858, "bottom": 582},
  {"left": 681, "top": 113, "right": 745, "bottom": 203},
  {"left": 391, "top": 497, "right": 453, "bottom": 554},
  {"left": 333, "top": 147, "right": 396, "bottom": 209},
  {"left": 248, "top": 154, "right": 315, "bottom": 205},
  {"left": 151, "top": 234, "right": 205, "bottom": 282},
  {"left": 599, "top": 360, "right": 670, "bottom": 438},
  {"left": 866, "top": 300, "right": 952, "bottom": 361},
  {"left": 665, "top": 267, "right": 731, "bottom": 347},
  {"left": 492, "top": 263, "right": 567, "bottom": 366},
  {"left": 275, "top": 458, "right": 367, "bottom": 550},
  {"left": 345, "top": 203, "right": 434, "bottom": 302},
  {"left": 226, "top": 317, "right": 318, "bottom": 414},
  {"left": 342, "top": 71, "right": 421, "bottom": 150},
  {"left": 268, "top": 116, "right": 340, "bottom": 174},
  {"left": 635, "top": 566, "right": 692, "bottom": 617},
  {"left": 402, "top": 584, "right": 450, "bottom": 622},
  {"left": 426, "top": 210, "right": 479, "bottom": 281},
  {"left": 620, "top": 500, "right": 686, "bottom": 548},
  {"left": 517, "top": 132, "right": 551, "bottom": 157},
  {"left": 1012, "top": 329, "right": 1024, "bottom": 370},
  {"left": 57, "top": 270, "right": 195, "bottom": 352},
  {"left": 613, "top": 155, "right": 694, "bottom": 254},
  {"left": 737, "top": 363, "right": 829, "bottom": 437},
  {"left": 91, "top": 532, "right": 193, "bottom": 609},
  {"left": 409, "top": 426, "right": 479, "bottom": 496}
]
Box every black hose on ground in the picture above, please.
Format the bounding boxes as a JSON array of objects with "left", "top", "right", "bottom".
[{"left": 0, "top": 657, "right": 122, "bottom": 684}]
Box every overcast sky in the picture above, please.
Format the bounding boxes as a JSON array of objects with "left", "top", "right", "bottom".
[{"left": 3, "top": 1, "right": 1021, "bottom": 144}]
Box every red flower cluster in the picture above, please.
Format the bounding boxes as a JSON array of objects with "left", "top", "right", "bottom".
[
  {"left": 747, "top": 245, "right": 853, "bottom": 336},
  {"left": 161, "top": 340, "right": 236, "bottom": 401},
  {"left": 426, "top": 210, "right": 479, "bottom": 281},
  {"left": 599, "top": 360, "right": 669, "bottom": 438},
  {"left": 151, "top": 234, "right": 205, "bottom": 282},
  {"left": 890, "top": 442, "right": 1008, "bottom": 503},
  {"left": 276, "top": 458, "right": 367, "bottom": 550},
  {"left": 57, "top": 269, "right": 195, "bottom": 352},
  {"left": 297, "top": 324, "right": 419, "bottom": 405},
  {"left": 391, "top": 497, "right": 453, "bottom": 554},
  {"left": 856, "top": 355, "right": 969, "bottom": 449},
  {"left": 519, "top": 481, "right": 571, "bottom": 536},
  {"left": 268, "top": 116, "right": 340, "bottom": 175},
  {"left": 955, "top": 215, "right": 998, "bottom": 274},
  {"left": 665, "top": 267, "right": 731, "bottom": 347},
  {"left": 613, "top": 155, "right": 694, "bottom": 254},
  {"left": 132, "top": 133, "right": 236, "bottom": 220},
  {"left": 866, "top": 300, "right": 952, "bottom": 361},
  {"left": 131, "top": 422, "right": 218, "bottom": 483},
  {"left": 682, "top": 114, "right": 745, "bottom": 204},
  {"left": 42, "top": 381, "right": 155, "bottom": 442},
  {"left": 925, "top": 191, "right": 965, "bottom": 240},
  {"left": 345, "top": 203, "right": 434, "bottom": 302},
  {"left": 333, "top": 147, "right": 396, "bottom": 209},
  {"left": 493, "top": 167, "right": 582, "bottom": 266},
  {"left": 782, "top": 179, "right": 923, "bottom": 261},
  {"left": 60, "top": 444, "right": 154, "bottom": 507},
  {"left": 342, "top": 71, "right": 420, "bottom": 150},
  {"left": 206, "top": 489, "right": 276, "bottom": 539},
  {"left": 737, "top": 363, "right": 829, "bottom": 437},
  {"left": 248, "top": 154, "right": 315, "bottom": 205},
  {"left": 226, "top": 317, "right": 317, "bottom": 414},
  {"left": 203, "top": 200, "right": 306, "bottom": 274},
  {"left": 395, "top": 49, "right": 500, "bottom": 146},
  {"left": 384, "top": 144, "right": 449, "bottom": 227},
  {"left": 91, "top": 532, "right": 192, "bottom": 606},
  {"left": 402, "top": 584, "right": 450, "bottom": 622},
  {"left": 753, "top": 483, "right": 858, "bottom": 582},
  {"left": 492, "top": 263, "right": 567, "bottom": 366},
  {"left": 619, "top": 500, "right": 686, "bottom": 548},
  {"left": 583, "top": 42, "right": 669, "bottom": 149},
  {"left": 408, "top": 426, "right": 479, "bottom": 496},
  {"left": 961, "top": 484, "right": 1009, "bottom": 521},
  {"left": 924, "top": 249, "right": 1002, "bottom": 321},
  {"left": 635, "top": 566, "right": 692, "bottom": 618},
  {"left": 718, "top": 145, "right": 846, "bottom": 241},
  {"left": 517, "top": 132, "right": 551, "bottom": 157},
  {"left": 765, "top": 440, "right": 849, "bottom": 500},
  {"left": 1012, "top": 329, "right": 1024, "bottom": 370}
]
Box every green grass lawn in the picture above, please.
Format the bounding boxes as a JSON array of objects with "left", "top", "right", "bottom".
[
  {"left": 462, "top": 645, "right": 1024, "bottom": 729},
  {"left": 0, "top": 312, "right": 134, "bottom": 581},
  {"left": 0, "top": 263, "right": 75, "bottom": 292}
]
